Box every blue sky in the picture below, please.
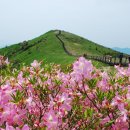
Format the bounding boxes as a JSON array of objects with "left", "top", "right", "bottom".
[{"left": 0, "top": 0, "right": 130, "bottom": 48}]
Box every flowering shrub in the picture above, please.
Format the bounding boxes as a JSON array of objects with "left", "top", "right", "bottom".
[{"left": 0, "top": 57, "right": 130, "bottom": 130}]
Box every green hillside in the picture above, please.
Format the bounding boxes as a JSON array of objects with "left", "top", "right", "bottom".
[
  {"left": 0, "top": 30, "right": 120, "bottom": 65},
  {"left": 58, "top": 31, "right": 119, "bottom": 56}
]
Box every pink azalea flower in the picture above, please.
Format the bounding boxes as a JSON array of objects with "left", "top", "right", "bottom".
[
  {"left": 126, "top": 64, "right": 130, "bottom": 76},
  {"left": 5, "top": 58, "right": 10, "bottom": 65},
  {"left": 31, "top": 60, "right": 41, "bottom": 69},
  {"left": 73, "top": 57, "right": 93, "bottom": 79},
  {"left": 16, "top": 124, "right": 30, "bottom": 130},
  {"left": 5, "top": 123, "right": 15, "bottom": 130},
  {"left": 17, "top": 72, "right": 24, "bottom": 85},
  {"left": 43, "top": 110, "right": 58, "bottom": 130},
  {"left": 5, "top": 123, "right": 30, "bottom": 130}
]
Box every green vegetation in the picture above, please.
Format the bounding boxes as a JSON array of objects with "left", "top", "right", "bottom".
[
  {"left": 59, "top": 31, "right": 119, "bottom": 56},
  {"left": 0, "top": 30, "right": 120, "bottom": 66}
]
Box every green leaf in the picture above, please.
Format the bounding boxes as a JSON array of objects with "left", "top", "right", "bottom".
[
  {"left": 84, "top": 108, "right": 94, "bottom": 118},
  {"left": 105, "top": 120, "right": 115, "bottom": 127},
  {"left": 11, "top": 90, "right": 24, "bottom": 103},
  {"left": 96, "top": 88, "right": 105, "bottom": 101},
  {"left": 87, "top": 79, "right": 98, "bottom": 89}
]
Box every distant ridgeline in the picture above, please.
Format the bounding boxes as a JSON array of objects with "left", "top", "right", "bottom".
[{"left": 112, "top": 47, "right": 130, "bottom": 55}]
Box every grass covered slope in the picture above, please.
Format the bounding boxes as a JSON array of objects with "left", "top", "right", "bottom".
[
  {"left": 58, "top": 31, "right": 119, "bottom": 56},
  {"left": 0, "top": 30, "right": 75, "bottom": 65},
  {"left": 0, "top": 30, "right": 120, "bottom": 65}
]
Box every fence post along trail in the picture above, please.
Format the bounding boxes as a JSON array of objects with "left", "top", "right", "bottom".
[{"left": 84, "top": 53, "right": 130, "bottom": 67}]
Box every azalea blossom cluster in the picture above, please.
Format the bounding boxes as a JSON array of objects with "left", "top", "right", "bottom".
[
  {"left": 0, "top": 57, "right": 130, "bottom": 130},
  {"left": 0, "top": 55, "right": 9, "bottom": 68}
]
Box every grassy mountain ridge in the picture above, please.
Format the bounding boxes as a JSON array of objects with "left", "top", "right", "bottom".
[
  {"left": 58, "top": 30, "right": 119, "bottom": 56},
  {"left": 0, "top": 30, "right": 120, "bottom": 65}
]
